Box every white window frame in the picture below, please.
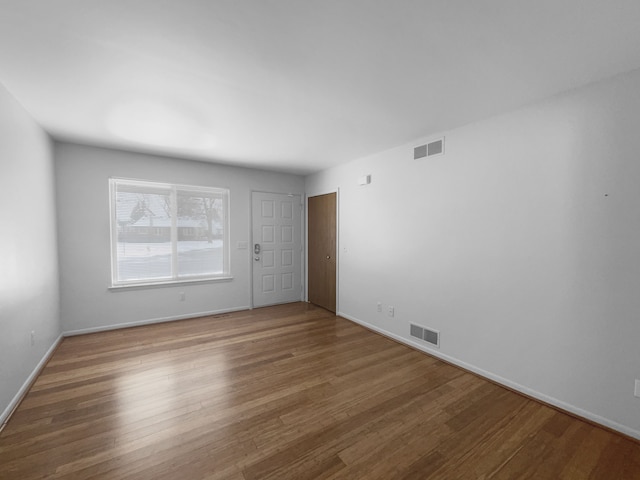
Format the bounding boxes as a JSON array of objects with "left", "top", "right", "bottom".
[{"left": 109, "top": 178, "right": 231, "bottom": 287}]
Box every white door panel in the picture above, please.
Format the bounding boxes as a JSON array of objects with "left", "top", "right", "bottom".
[{"left": 252, "top": 192, "right": 302, "bottom": 307}]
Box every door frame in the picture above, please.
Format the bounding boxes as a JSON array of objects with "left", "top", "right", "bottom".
[
  {"left": 250, "top": 190, "right": 305, "bottom": 309},
  {"left": 305, "top": 188, "right": 339, "bottom": 314}
]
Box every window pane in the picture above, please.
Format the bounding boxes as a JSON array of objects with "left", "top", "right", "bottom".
[
  {"left": 176, "top": 193, "right": 224, "bottom": 276},
  {"left": 115, "top": 189, "right": 172, "bottom": 281},
  {"left": 111, "top": 179, "right": 229, "bottom": 286}
]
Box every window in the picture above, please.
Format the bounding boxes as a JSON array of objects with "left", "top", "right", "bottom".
[{"left": 110, "top": 178, "right": 230, "bottom": 286}]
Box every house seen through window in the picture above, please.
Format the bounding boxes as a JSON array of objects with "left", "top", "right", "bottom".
[{"left": 110, "top": 178, "right": 230, "bottom": 286}]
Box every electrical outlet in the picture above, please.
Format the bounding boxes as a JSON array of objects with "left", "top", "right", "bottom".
[
  {"left": 388, "top": 306, "right": 394, "bottom": 317},
  {"left": 30, "top": 330, "right": 35, "bottom": 346},
  {"left": 377, "top": 302, "right": 382, "bottom": 313},
  {"left": 180, "top": 292, "right": 186, "bottom": 301},
  {"left": 635, "top": 380, "right": 640, "bottom": 398}
]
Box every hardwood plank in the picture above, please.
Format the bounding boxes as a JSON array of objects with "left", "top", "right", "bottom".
[{"left": 1, "top": 302, "right": 639, "bottom": 479}]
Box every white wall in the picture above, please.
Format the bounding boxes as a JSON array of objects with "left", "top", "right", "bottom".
[
  {"left": 55, "top": 143, "right": 304, "bottom": 333},
  {"left": 306, "top": 68, "right": 640, "bottom": 439},
  {"left": 0, "top": 85, "right": 61, "bottom": 423}
]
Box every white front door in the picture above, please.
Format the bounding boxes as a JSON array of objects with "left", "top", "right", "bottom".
[{"left": 252, "top": 192, "right": 303, "bottom": 307}]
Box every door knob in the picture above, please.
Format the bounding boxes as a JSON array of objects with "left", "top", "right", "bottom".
[
  {"left": 255, "top": 257, "right": 260, "bottom": 261},
  {"left": 326, "top": 255, "right": 331, "bottom": 259}
]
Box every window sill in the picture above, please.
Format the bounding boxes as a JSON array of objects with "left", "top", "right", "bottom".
[{"left": 109, "top": 276, "right": 234, "bottom": 291}]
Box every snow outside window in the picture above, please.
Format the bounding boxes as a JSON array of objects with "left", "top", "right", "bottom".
[{"left": 109, "top": 178, "right": 230, "bottom": 286}]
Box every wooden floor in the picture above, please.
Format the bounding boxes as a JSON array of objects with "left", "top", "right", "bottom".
[{"left": 1, "top": 303, "right": 639, "bottom": 479}]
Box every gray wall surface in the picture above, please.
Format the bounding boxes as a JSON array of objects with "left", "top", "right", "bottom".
[
  {"left": 0, "top": 84, "right": 61, "bottom": 423},
  {"left": 54, "top": 143, "right": 304, "bottom": 333},
  {"left": 306, "top": 68, "right": 640, "bottom": 439}
]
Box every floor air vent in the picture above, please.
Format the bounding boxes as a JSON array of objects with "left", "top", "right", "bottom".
[
  {"left": 414, "top": 137, "right": 445, "bottom": 160},
  {"left": 410, "top": 323, "right": 440, "bottom": 348}
]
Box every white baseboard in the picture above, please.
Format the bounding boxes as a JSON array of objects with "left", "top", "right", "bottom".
[
  {"left": 63, "top": 306, "right": 251, "bottom": 336},
  {"left": 338, "top": 311, "right": 640, "bottom": 442},
  {"left": 0, "top": 334, "right": 64, "bottom": 429}
]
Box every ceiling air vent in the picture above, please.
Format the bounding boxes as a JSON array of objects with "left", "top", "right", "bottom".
[{"left": 414, "top": 137, "right": 445, "bottom": 160}]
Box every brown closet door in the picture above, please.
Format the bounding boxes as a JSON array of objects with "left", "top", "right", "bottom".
[{"left": 308, "top": 193, "right": 336, "bottom": 312}]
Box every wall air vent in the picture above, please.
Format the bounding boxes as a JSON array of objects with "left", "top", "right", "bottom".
[
  {"left": 414, "top": 137, "right": 445, "bottom": 160},
  {"left": 410, "top": 323, "right": 440, "bottom": 348},
  {"left": 410, "top": 324, "right": 424, "bottom": 339},
  {"left": 413, "top": 144, "right": 427, "bottom": 160}
]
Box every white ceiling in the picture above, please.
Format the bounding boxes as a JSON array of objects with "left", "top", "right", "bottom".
[{"left": 2, "top": 1, "right": 640, "bottom": 175}]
